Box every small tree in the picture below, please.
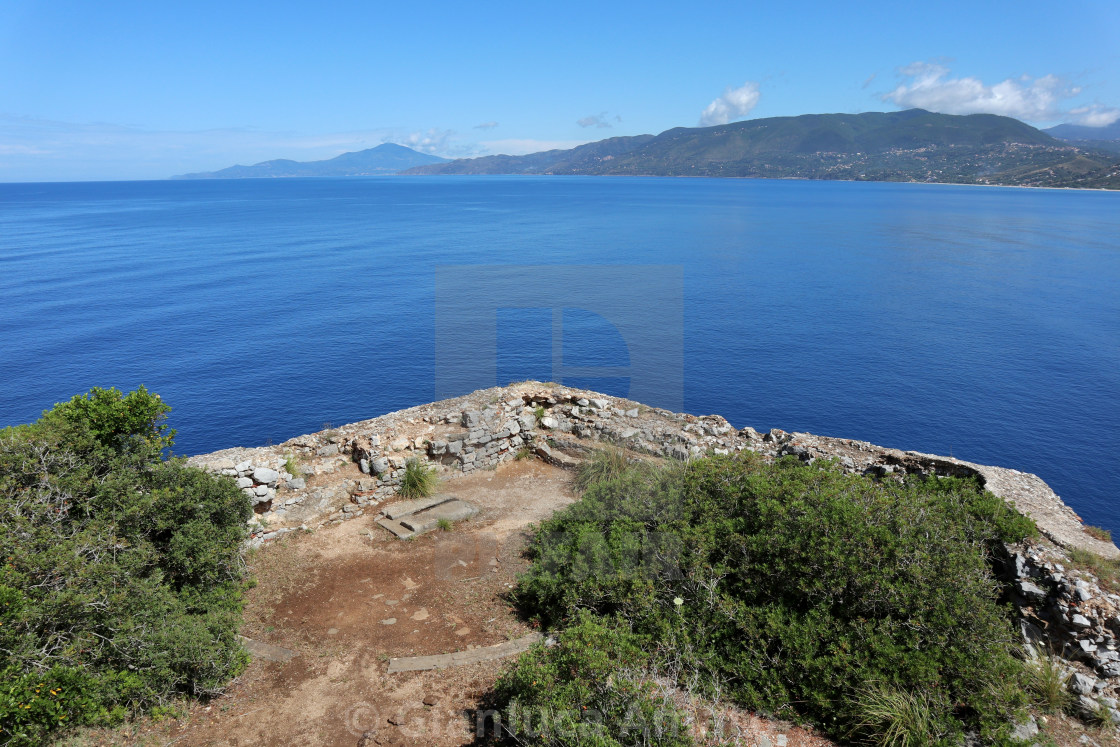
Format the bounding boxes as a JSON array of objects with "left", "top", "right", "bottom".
[{"left": 0, "top": 388, "right": 252, "bottom": 745}]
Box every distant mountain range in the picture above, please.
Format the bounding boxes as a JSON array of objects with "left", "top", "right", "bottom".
[
  {"left": 173, "top": 111, "right": 1120, "bottom": 189},
  {"left": 173, "top": 143, "right": 447, "bottom": 179},
  {"left": 405, "top": 109, "right": 1120, "bottom": 189},
  {"left": 1045, "top": 121, "right": 1120, "bottom": 156}
]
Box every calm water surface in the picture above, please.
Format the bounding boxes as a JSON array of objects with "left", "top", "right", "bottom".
[{"left": 1, "top": 177, "right": 1117, "bottom": 531}]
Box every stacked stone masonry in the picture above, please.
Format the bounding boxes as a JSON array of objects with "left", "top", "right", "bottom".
[{"left": 188, "top": 381, "right": 1117, "bottom": 559}]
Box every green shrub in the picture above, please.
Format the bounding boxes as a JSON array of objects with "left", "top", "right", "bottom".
[
  {"left": 486, "top": 611, "right": 693, "bottom": 746},
  {"left": 512, "top": 454, "right": 1034, "bottom": 742},
  {"left": 0, "top": 387, "right": 251, "bottom": 745},
  {"left": 398, "top": 458, "right": 440, "bottom": 499}
]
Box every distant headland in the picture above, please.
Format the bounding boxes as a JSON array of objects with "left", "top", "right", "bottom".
[
  {"left": 172, "top": 142, "right": 448, "bottom": 179},
  {"left": 174, "top": 109, "right": 1120, "bottom": 189}
]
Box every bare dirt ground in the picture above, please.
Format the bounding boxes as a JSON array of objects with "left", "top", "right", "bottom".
[
  {"left": 173, "top": 459, "right": 572, "bottom": 747},
  {"left": 72, "top": 458, "right": 834, "bottom": 747}
]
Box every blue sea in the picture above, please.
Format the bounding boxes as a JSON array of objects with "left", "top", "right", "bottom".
[{"left": 1, "top": 176, "right": 1117, "bottom": 532}]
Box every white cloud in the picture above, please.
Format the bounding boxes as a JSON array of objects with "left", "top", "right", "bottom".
[
  {"left": 699, "top": 81, "right": 761, "bottom": 126},
  {"left": 1068, "top": 106, "right": 1120, "bottom": 128},
  {"left": 387, "top": 129, "right": 486, "bottom": 158},
  {"left": 577, "top": 113, "right": 612, "bottom": 129},
  {"left": 883, "top": 62, "right": 1120, "bottom": 126},
  {"left": 392, "top": 129, "right": 452, "bottom": 154},
  {"left": 473, "top": 121, "right": 499, "bottom": 130},
  {"left": 479, "top": 138, "right": 589, "bottom": 156}
]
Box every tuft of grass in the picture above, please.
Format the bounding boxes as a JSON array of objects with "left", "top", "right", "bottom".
[
  {"left": 1084, "top": 525, "right": 1112, "bottom": 542},
  {"left": 533, "top": 405, "right": 547, "bottom": 425},
  {"left": 284, "top": 454, "right": 300, "bottom": 476},
  {"left": 515, "top": 444, "right": 534, "bottom": 461},
  {"left": 436, "top": 518, "right": 453, "bottom": 532},
  {"left": 1067, "top": 547, "right": 1120, "bottom": 591},
  {"left": 848, "top": 684, "right": 949, "bottom": 747},
  {"left": 398, "top": 457, "right": 440, "bottom": 499},
  {"left": 1024, "top": 651, "right": 1072, "bottom": 713},
  {"left": 573, "top": 446, "right": 633, "bottom": 492}
]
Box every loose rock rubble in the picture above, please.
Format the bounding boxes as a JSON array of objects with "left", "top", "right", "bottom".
[{"left": 1002, "top": 540, "right": 1120, "bottom": 723}]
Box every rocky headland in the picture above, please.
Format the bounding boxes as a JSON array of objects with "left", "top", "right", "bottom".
[{"left": 188, "top": 382, "right": 1120, "bottom": 736}]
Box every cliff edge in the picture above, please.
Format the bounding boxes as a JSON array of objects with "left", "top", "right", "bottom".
[{"left": 188, "top": 382, "right": 1117, "bottom": 560}]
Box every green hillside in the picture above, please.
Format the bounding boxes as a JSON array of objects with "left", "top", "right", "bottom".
[
  {"left": 405, "top": 135, "right": 656, "bottom": 175},
  {"left": 406, "top": 109, "right": 1120, "bottom": 189}
]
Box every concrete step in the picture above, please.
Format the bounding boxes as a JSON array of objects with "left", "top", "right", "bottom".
[{"left": 377, "top": 517, "right": 415, "bottom": 539}]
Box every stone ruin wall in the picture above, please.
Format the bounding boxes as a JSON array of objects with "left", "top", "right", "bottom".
[{"left": 188, "top": 382, "right": 1115, "bottom": 560}]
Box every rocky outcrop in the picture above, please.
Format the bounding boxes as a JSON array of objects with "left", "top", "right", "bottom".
[
  {"left": 188, "top": 382, "right": 1118, "bottom": 560},
  {"left": 1002, "top": 541, "right": 1120, "bottom": 721}
]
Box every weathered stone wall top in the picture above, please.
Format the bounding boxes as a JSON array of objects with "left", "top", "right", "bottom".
[{"left": 188, "top": 382, "right": 1119, "bottom": 559}]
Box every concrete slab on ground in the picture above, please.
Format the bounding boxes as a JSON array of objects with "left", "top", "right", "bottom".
[
  {"left": 400, "top": 499, "right": 478, "bottom": 534},
  {"left": 376, "top": 495, "right": 479, "bottom": 539},
  {"left": 383, "top": 496, "right": 454, "bottom": 520},
  {"left": 239, "top": 636, "right": 299, "bottom": 663},
  {"left": 387, "top": 633, "right": 543, "bottom": 673}
]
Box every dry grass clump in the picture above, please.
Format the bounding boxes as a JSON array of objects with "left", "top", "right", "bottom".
[{"left": 399, "top": 457, "right": 440, "bottom": 498}]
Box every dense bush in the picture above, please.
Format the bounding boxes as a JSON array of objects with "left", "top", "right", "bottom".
[
  {"left": 510, "top": 453, "right": 1036, "bottom": 744},
  {"left": 0, "top": 387, "right": 252, "bottom": 745},
  {"left": 486, "top": 611, "right": 692, "bottom": 746}
]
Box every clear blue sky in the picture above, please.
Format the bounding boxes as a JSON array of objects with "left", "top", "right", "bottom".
[{"left": 2, "top": 0, "right": 1118, "bottom": 181}]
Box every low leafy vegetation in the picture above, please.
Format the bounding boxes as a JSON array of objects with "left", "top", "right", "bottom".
[
  {"left": 0, "top": 387, "right": 252, "bottom": 745},
  {"left": 487, "top": 612, "right": 691, "bottom": 746},
  {"left": 499, "top": 453, "right": 1037, "bottom": 745}
]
